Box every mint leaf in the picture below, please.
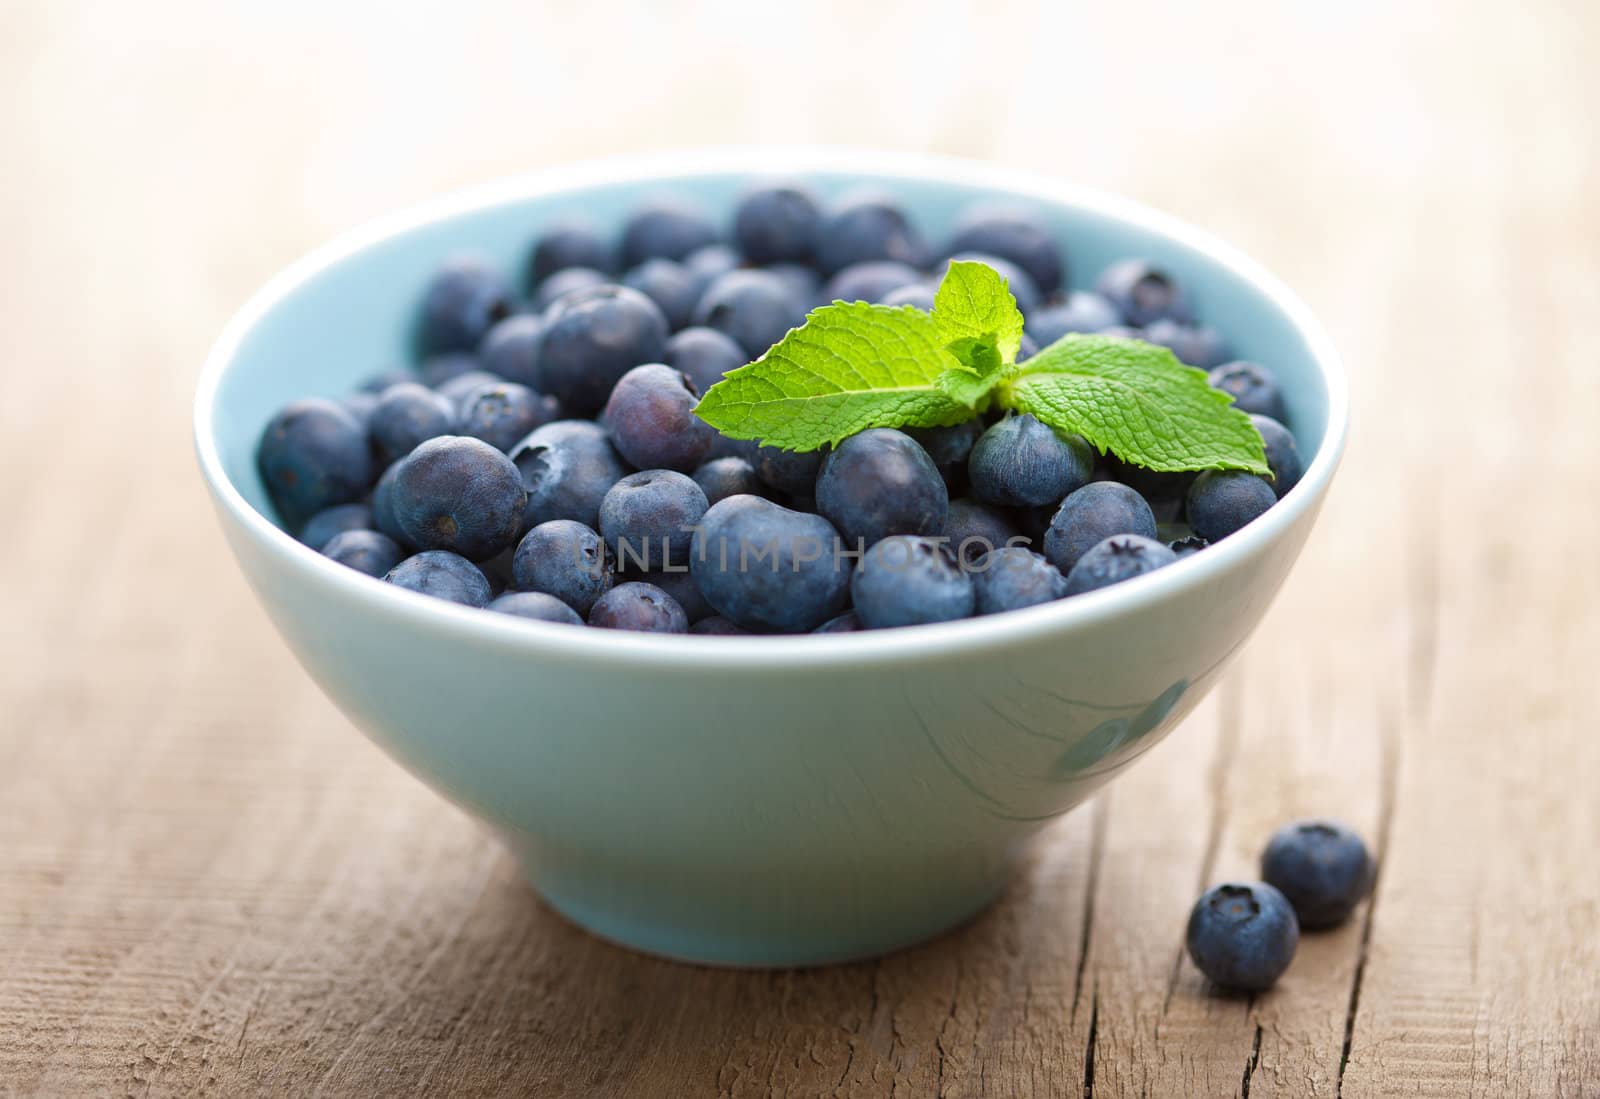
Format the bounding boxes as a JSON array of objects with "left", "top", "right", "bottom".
[
  {"left": 936, "top": 337, "right": 1005, "bottom": 408},
  {"left": 1006, "top": 335, "right": 1269, "bottom": 474},
  {"left": 931, "top": 260, "right": 1025, "bottom": 362},
  {"left": 693, "top": 301, "right": 969, "bottom": 451}
]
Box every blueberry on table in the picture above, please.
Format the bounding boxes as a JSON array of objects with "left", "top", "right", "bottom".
[
  {"left": 1026, "top": 292, "right": 1123, "bottom": 346},
  {"left": 510, "top": 420, "right": 629, "bottom": 532},
  {"left": 477, "top": 314, "right": 543, "bottom": 389},
  {"left": 297, "top": 503, "right": 374, "bottom": 550},
  {"left": 418, "top": 255, "right": 514, "bottom": 355},
  {"left": 691, "top": 495, "right": 852, "bottom": 632},
  {"left": 663, "top": 326, "right": 748, "bottom": 396},
  {"left": 256, "top": 398, "right": 373, "bottom": 530},
  {"left": 321, "top": 529, "right": 403, "bottom": 578},
  {"left": 690, "top": 615, "right": 753, "bottom": 635},
  {"left": 536, "top": 285, "right": 669, "bottom": 417},
  {"left": 972, "top": 546, "right": 1068, "bottom": 614},
  {"left": 598, "top": 470, "right": 709, "bottom": 572},
  {"left": 622, "top": 259, "right": 701, "bottom": 332},
  {"left": 457, "top": 381, "right": 557, "bottom": 453},
  {"left": 588, "top": 581, "right": 689, "bottom": 633},
  {"left": 820, "top": 261, "right": 924, "bottom": 306},
  {"left": 880, "top": 283, "right": 937, "bottom": 311},
  {"left": 852, "top": 536, "right": 975, "bottom": 629},
  {"left": 946, "top": 206, "right": 1064, "bottom": 295},
  {"left": 1186, "top": 470, "right": 1277, "bottom": 542},
  {"left": 1186, "top": 882, "right": 1300, "bottom": 991},
  {"left": 1063, "top": 534, "right": 1179, "bottom": 595},
  {"left": 941, "top": 253, "right": 1042, "bottom": 314},
  {"left": 752, "top": 444, "right": 826, "bottom": 497},
  {"left": 942, "top": 498, "right": 1023, "bottom": 568},
  {"left": 487, "top": 590, "right": 584, "bottom": 625},
  {"left": 532, "top": 266, "right": 609, "bottom": 313},
  {"left": 1043, "top": 481, "right": 1159, "bottom": 574},
  {"left": 1094, "top": 258, "right": 1192, "bottom": 327},
  {"left": 969, "top": 414, "right": 1094, "bottom": 509},
  {"left": 734, "top": 183, "right": 821, "bottom": 265},
  {"left": 419, "top": 352, "right": 484, "bottom": 389},
  {"left": 391, "top": 436, "right": 527, "bottom": 561},
  {"left": 620, "top": 199, "right": 720, "bottom": 266},
  {"left": 692, "top": 457, "right": 766, "bottom": 506},
  {"left": 1250, "top": 414, "right": 1304, "bottom": 498},
  {"left": 816, "top": 191, "right": 928, "bottom": 275},
  {"left": 528, "top": 218, "right": 614, "bottom": 285},
  {"left": 1208, "top": 361, "right": 1289, "bottom": 422},
  {"left": 385, "top": 550, "right": 493, "bottom": 608},
  {"left": 692, "top": 269, "right": 807, "bottom": 359},
  {"left": 511, "top": 519, "right": 614, "bottom": 616},
  {"left": 816, "top": 428, "right": 948, "bottom": 547},
  {"left": 1143, "top": 318, "right": 1227, "bottom": 368},
  {"left": 603, "top": 364, "right": 716, "bottom": 473},
  {"left": 812, "top": 610, "right": 864, "bottom": 633},
  {"left": 370, "top": 382, "right": 457, "bottom": 465},
  {"left": 1260, "top": 820, "right": 1375, "bottom": 930}
]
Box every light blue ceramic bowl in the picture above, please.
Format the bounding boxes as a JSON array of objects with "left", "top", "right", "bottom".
[{"left": 195, "top": 149, "right": 1347, "bottom": 967}]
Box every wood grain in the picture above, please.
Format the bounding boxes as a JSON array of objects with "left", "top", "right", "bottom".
[{"left": 3, "top": 0, "right": 1597, "bottom": 1095}]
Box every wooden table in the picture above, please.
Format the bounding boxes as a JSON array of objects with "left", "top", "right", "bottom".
[{"left": 4, "top": 1, "right": 1596, "bottom": 1094}]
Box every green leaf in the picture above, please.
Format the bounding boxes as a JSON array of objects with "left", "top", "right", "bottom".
[
  {"left": 693, "top": 301, "right": 970, "bottom": 451},
  {"left": 1005, "top": 334, "right": 1269, "bottom": 474},
  {"left": 931, "top": 260, "right": 1025, "bottom": 362},
  {"left": 936, "top": 337, "right": 1006, "bottom": 408}
]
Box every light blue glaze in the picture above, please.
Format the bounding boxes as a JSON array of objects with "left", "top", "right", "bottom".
[{"left": 196, "top": 150, "right": 1347, "bottom": 967}]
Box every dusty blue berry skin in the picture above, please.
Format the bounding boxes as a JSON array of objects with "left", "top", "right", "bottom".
[
  {"left": 529, "top": 219, "right": 613, "bottom": 284},
  {"left": 816, "top": 191, "right": 928, "bottom": 275},
  {"left": 358, "top": 367, "right": 416, "bottom": 394},
  {"left": 385, "top": 550, "right": 493, "bottom": 608},
  {"left": 691, "top": 615, "right": 753, "bottom": 635},
  {"left": 812, "top": 610, "right": 864, "bottom": 633},
  {"left": 1143, "top": 318, "right": 1227, "bottom": 368},
  {"left": 599, "top": 470, "right": 709, "bottom": 571},
  {"left": 511, "top": 518, "right": 614, "bottom": 616},
  {"left": 947, "top": 207, "right": 1064, "bottom": 295},
  {"left": 852, "top": 536, "right": 975, "bottom": 629},
  {"left": 477, "top": 314, "right": 543, "bottom": 388},
  {"left": 391, "top": 436, "right": 528, "bottom": 561},
  {"left": 256, "top": 398, "right": 374, "bottom": 530},
  {"left": 419, "top": 256, "right": 514, "bottom": 355},
  {"left": 536, "top": 285, "right": 669, "bottom": 417},
  {"left": 641, "top": 567, "right": 714, "bottom": 624},
  {"left": 456, "top": 381, "right": 555, "bottom": 453},
  {"left": 880, "top": 283, "right": 936, "bottom": 311},
  {"left": 691, "top": 496, "right": 852, "bottom": 633},
  {"left": 943, "top": 499, "right": 1024, "bottom": 567},
  {"left": 1186, "top": 470, "right": 1277, "bottom": 542},
  {"left": 321, "top": 529, "right": 404, "bottom": 578},
  {"left": 682, "top": 244, "right": 742, "bottom": 295},
  {"left": 298, "top": 503, "right": 374, "bottom": 550},
  {"left": 488, "top": 590, "right": 585, "bottom": 625},
  {"left": 370, "top": 461, "right": 412, "bottom": 548},
  {"left": 1260, "top": 820, "right": 1375, "bottom": 930},
  {"left": 692, "top": 457, "right": 766, "bottom": 506},
  {"left": 420, "top": 353, "right": 483, "bottom": 389},
  {"left": 765, "top": 262, "right": 823, "bottom": 307},
  {"left": 370, "top": 382, "right": 456, "bottom": 465},
  {"left": 734, "top": 184, "right": 821, "bottom": 265},
  {"left": 1250, "top": 414, "right": 1303, "bottom": 499},
  {"left": 622, "top": 259, "right": 701, "bottom": 331},
  {"left": 969, "top": 414, "right": 1095, "bottom": 509},
  {"left": 1044, "top": 482, "right": 1159, "bottom": 574},
  {"left": 909, "top": 421, "right": 982, "bottom": 478},
  {"left": 1208, "top": 360, "right": 1289, "bottom": 422},
  {"left": 942, "top": 253, "right": 1042, "bottom": 314},
  {"left": 663, "top": 326, "right": 747, "bottom": 396},
  {"left": 1063, "top": 534, "right": 1178, "bottom": 595},
  {"left": 1026, "top": 292, "right": 1123, "bottom": 346},
  {"left": 816, "top": 428, "right": 948, "bottom": 547},
  {"left": 692, "top": 269, "right": 807, "bottom": 358},
  {"left": 588, "top": 581, "right": 689, "bottom": 633},
  {"left": 434, "top": 370, "right": 505, "bottom": 412},
  {"left": 620, "top": 200, "right": 720, "bottom": 266},
  {"left": 973, "top": 546, "right": 1069, "bottom": 614},
  {"left": 1186, "top": 882, "right": 1300, "bottom": 991},
  {"left": 752, "top": 445, "right": 826, "bottom": 496},
  {"left": 510, "top": 420, "right": 629, "bottom": 533},
  {"left": 1094, "top": 258, "right": 1192, "bottom": 327},
  {"left": 602, "top": 364, "right": 716, "bottom": 472},
  {"left": 820, "top": 261, "right": 923, "bottom": 305},
  {"left": 532, "top": 266, "right": 609, "bottom": 313}
]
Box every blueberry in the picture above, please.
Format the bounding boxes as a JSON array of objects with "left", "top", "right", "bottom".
[
  {"left": 1098, "top": 325, "right": 1144, "bottom": 340},
  {"left": 691, "top": 615, "right": 753, "bottom": 635},
  {"left": 1186, "top": 882, "right": 1299, "bottom": 991},
  {"left": 1208, "top": 361, "right": 1288, "bottom": 422},
  {"left": 1260, "top": 820, "right": 1376, "bottom": 930},
  {"left": 816, "top": 428, "right": 948, "bottom": 547},
  {"left": 392, "top": 436, "right": 528, "bottom": 560},
  {"left": 536, "top": 285, "right": 669, "bottom": 416},
  {"left": 880, "top": 283, "right": 936, "bottom": 311},
  {"left": 1043, "top": 482, "right": 1159, "bottom": 574},
  {"left": 477, "top": 314, "right": 543, "bottom": 388},
  {"left": 298, "top": 502, "right": 374, "bottom": 550},
  {"left": 812, "top": 610, "right": 864, "bottom": 633},
  {"left": 321, "top": 529, "right": 404, "bottom": 578},
  {"left": 969, "top": 414, "right": 1094, "bottom": 509},
  {"left": 620, "top": 199, "right": 720, "bottom": 266},
  {"left": 943, "top": 498, "right": 1023, "bottom": 568},
  {"left": 1106, "top": 457, "right": 1196, "bottom": 525},
  {"left": 385, "top": 550, "right": 493, "bottom": 608},
  {"left": 852, "top": 536, "right": 975, "bottom": 629},
  {"left": 816, "top": 191, "right": 928, "bottom": 275},
  {"left": 419, "top": 353, "right": 484, "bottom": 389},
  {"left": 973, "top": 546, "right": 1067, "bottom": 615},
  {"left": 532, "top": 266, "right": 609, "bottom": 313},
  {"left": 1250, "top": 415, "right": 1303, "bottom": 498},
  {"left": 1143, "top": 318, "right": 1227, "bottom": 368},
  {"left": 663, "top": 326, "right": 748, "bottom": 395},
  {"left": 765, "top": 262, "right": 822, "bottom": 306},
  {"left": 622, "top": 258, "right": 701, "bottom": 331},
  {"left": 511, "top": 518, "right": 614, "bottom": 616},
  {"left": 1170, "top": 535, "right": 1209, "bottom": 558},
  {"left": 1026, "top": 292, "right": 1123, "bottom": 346},
  {"left": 752, "top": 444, "right": 825, "bottom": 496},
  {"left": 370, "top": 461, "right": 412, "bottom": 548},
  {"left": 946, "top": 206, "right": 1063, "bottom": 295},
  {"left": 370, "top": 382, "right": 456, "bottom": 465},
  {"left": 909, "top": 421, "right": 982, "bottom": 478},
  {"left": 820, "top": 261, "right": 923, "bottom": 305},
  {"left": 488, "top": 590, "right": 584, "bottom": 625},
  {"left": 692, "top": 269, "right": 807, "bottom": 358},
  {"left": 1094, "top": 259, "right": 1191, "bottom": 327},
  {"left": 599, "top": 470, "right": 708, "bottom": 571},
  {"left": 1062, "top": 534, "right": 1178, "bottom": 595},
  {"left": 419, "top": 256, "right": 514, "bottom": 355},
  {"left": 588, "top": 581, "right": 689, "bottom": 633},
  {"left": 434, "top": 370, "right": 505, "bottom": 411},
  {"left": 1017, "top": 333, "right": 1040, "bottom": 362},
  {"left": 1186, "top": 470, "right": 1276, "bottom": 542},
  {"left": 340, "top": 391, "right": 380, "bottom": 430},
  {"left": 602, "top": 364, "right": 716, "bottom": 472},
  {"left": 640, "top": 566, "right": 714, "bottom": 624},
  {"left": 510, "top": 420, "right": 629, "bottom": 532},
  {"left": 256, "top": 398, "right": 373, "bottom": 529},
  {"left": 681, "top": 244, "right": 743, "bottom": 296},
  {"left": 691, "top": 496, "right": 851, "bottom": 632},
  {"left": 941, "top": 253, "right": 1042, "bottom": 314},
  {"left": 457, "top": 381, "right": 556, "bottom": 453},
  {"left": 692, "top": 457, "right": 766, "bottom": 506},
  {"left": 734, "top": 184, "right": 821, "bottom": 264},
  {"left": 529, "top": 218, "right": 613, "bottom": 285},
  {"left": 358, "top": 367, "right": 417, "bottom": 394}
]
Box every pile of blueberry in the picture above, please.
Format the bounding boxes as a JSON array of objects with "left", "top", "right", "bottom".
[
  {"left": 1186, "top": 820, "right": 1375, "bottom": 991},
  {"left": 256, "top": 183, "right": 1304, "bottom": 634}
]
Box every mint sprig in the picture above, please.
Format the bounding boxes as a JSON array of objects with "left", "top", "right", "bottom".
[{"left": 694, "top": 261, "right": 1268, "bottom": 474}]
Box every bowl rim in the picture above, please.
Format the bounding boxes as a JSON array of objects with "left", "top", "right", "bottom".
[{"left": 194, "top": 146, "right": 1349, "bottom": 670}]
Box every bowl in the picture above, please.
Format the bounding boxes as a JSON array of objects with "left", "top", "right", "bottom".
[{"left": 195, "top": 149, "right": 1347, "bottom": 966}]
